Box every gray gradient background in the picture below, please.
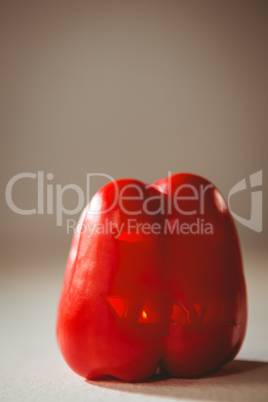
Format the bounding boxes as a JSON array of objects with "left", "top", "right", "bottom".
[
  {"left": 1, "top": 0, "right": 267, "bottom": 253},
  {"left": 0, "top": 1, "right": 268, "bottom": 401}
]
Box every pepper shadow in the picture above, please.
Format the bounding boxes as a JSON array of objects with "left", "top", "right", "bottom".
[{"left": 86, "top": 360, "right": 268, "bottom": 401}]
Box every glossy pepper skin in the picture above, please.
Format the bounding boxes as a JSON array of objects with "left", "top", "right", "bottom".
[{"left": 56, "top": 173, "right": 247, "bottom": 381}]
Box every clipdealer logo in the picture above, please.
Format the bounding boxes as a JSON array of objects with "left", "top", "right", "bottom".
[
  {"left": 5, "top": 172, "right": 115, "bottom": 226},
  {"left": 5, "top": 170, "right": 263, "bottom": 233},
  {"left": 228, "top": 170, "right": 262, "bottom": 233}
]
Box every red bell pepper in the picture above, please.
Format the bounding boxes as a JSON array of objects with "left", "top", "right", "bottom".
[{"left": 56, "top": 173, "right": 247, "bottom": 381}]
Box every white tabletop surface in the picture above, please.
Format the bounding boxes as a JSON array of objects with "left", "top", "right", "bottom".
[{"left": 1, "top": 247, "right": 267, "bottom": 402}]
